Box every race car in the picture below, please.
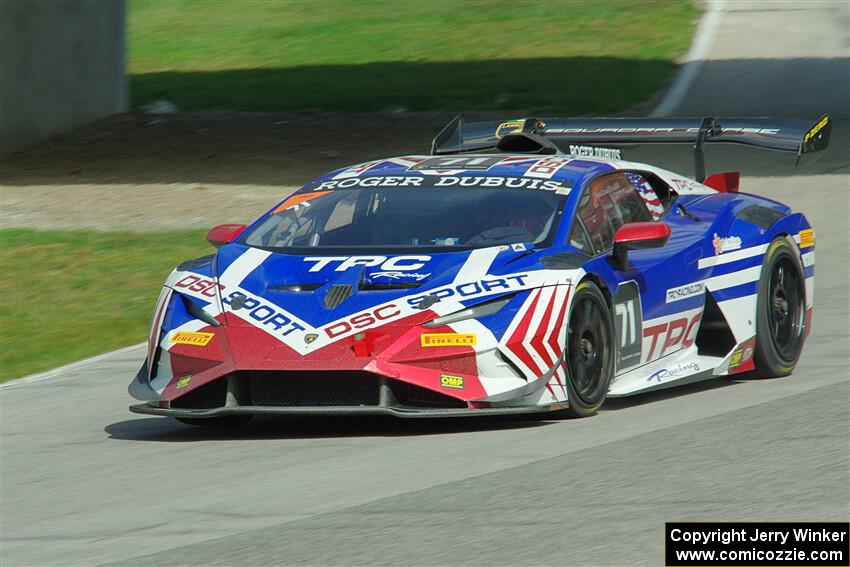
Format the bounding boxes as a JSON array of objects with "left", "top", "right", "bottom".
[{"left": 129, "top": 114, "right": 830, "bottom": 426}]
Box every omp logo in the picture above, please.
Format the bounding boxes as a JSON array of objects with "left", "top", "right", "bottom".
[
  {"left": 304, "top": 256, "right": 430, "bottom": 273},
  {"left": 439, "top": 374, "right": 465, "bottom": 389},
  {"left": 421, "top": 333, "right": 477, "bottom": 347},
  {"left": 666, "top": 282, "right": 705, "bottom": 303},
  {"left": 175, "top": 375, "right": 192, "bottom": 389},
  {"left": 171, "top": 332, "right": 215, "bottom": 347}
]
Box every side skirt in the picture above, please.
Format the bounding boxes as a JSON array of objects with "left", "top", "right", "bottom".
[{"left": 607, "top": 346, "right": 724, "bottom": 397}]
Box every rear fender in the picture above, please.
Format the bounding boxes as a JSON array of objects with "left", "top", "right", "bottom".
[{"left": 709, "top": 210, "right": 813, "bottom": 348}]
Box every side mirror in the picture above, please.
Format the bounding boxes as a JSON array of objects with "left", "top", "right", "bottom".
[
  {"left": 611, "top": 222, "right": 671, "bottom": 270},
  {"left": 206, "top": 224, "right": 247, "bottom": 248}
]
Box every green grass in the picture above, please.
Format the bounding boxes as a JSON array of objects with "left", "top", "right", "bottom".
[
  {"left": 0, "top": 230, "right": 210, "bottom": 382},
  {"left": 129, "top": 0, "right": 699, "bottom": 113}
]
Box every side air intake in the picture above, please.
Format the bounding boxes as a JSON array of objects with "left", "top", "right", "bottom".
[{"left": 694, "top": 292, "right": 737, "bottom": 358}]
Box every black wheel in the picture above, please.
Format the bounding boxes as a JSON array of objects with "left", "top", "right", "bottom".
[
  {"left": 561, "top": 280, "right": 615, "bottom": 417},
  {"left": 175, "top": 416, "right": 252, "bottom": 428},
  {"left": 753, "top": 236, "right": 806, "bottom": 377}
]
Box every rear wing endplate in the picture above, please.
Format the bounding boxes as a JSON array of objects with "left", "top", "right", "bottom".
[{"left": 430, "top": 114, "right": 831, "bottom": 181}]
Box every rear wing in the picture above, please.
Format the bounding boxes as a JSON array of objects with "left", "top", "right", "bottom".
[{"left": 430, "top": 115, "right": 831, "bottom": 181}]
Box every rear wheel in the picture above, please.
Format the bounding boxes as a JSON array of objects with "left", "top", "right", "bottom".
[
  {"left": 562, "top": 281, "right": 615, "bottom": 417},
  {"left": 753, "top": 236, "right": 806, "bottom": 377},
  {"left": 175, "top": 416, "right": 252, "bottom": 428}
]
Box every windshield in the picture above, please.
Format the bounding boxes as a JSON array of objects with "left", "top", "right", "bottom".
[{"left": 242, "top": 181, "right": 566, "bottom": 252}]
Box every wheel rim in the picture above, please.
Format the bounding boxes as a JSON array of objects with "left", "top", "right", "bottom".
[
  {"left": 767, "top": 256, "right": 804, "bottom": 361},
  {"left": 567, "top": 294, "right": 610, "bottom": 404}
]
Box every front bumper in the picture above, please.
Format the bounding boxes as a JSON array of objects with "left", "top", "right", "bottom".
[
  {"left": 130, "top": 402, "right": 568, "bottom": 419},
  {"left": 130, "top": 368, "right": 568, "bottom": 419}
]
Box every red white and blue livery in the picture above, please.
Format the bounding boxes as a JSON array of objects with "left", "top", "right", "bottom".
[{"left": 129, "top": 114, "right": 830, "bottom": 425}]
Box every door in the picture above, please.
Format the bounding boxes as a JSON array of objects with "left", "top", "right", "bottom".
[{"left": 569, "top": 171, "right": 706, "bottom": 374}]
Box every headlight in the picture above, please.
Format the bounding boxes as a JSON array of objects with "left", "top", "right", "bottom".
[{"left": 423, "top": 295, "right": 513, "bottom": 327}]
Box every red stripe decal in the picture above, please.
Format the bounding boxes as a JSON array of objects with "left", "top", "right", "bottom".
[
  {"left": 507, "top": 289, "right": 544, "bottom": 376},
  {"left": 529, "top": 289, "right": 557, "bottom": 370},
  {"left": 547, "top": 287, "right": 570, "bottom": 360}
]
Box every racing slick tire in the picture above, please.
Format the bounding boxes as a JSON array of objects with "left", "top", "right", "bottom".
[
  {"left": 752, "top": 235, "right": 807, "bottom": 377},
  {"left": 175, "top": 416, "right": 252, "bottom": 428},
  {"left": 561, "top": 280, "right": 616, "bottom": 418}
]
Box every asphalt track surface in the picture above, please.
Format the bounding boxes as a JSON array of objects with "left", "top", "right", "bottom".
[{"left": 2, "top": 2, "right": 848, "bottom": 565}]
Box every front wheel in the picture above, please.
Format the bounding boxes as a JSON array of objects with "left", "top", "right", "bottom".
[
  {"left": 753, "top": 236, "right": 807, "bottom": 377},
  {"left": 561, "top": 280, "right": 615, "bottom": 417}
]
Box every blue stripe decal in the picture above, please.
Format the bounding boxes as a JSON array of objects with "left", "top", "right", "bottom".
[
  {"left": 702, "top": 254, "right": 764, "bottom": 275},
  {"left": 646, "top": 294, "right": 706, "bottom": 320},
  {"left": 713, "top": 282, "right": 758, "bottom": 303}
]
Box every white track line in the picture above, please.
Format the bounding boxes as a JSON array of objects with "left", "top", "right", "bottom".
[
  {"left": 0, "top": 342, "right": 145, "bottom": 388},
  {"left": 651, "top": 0, "right": 725, "bottom": 117}
]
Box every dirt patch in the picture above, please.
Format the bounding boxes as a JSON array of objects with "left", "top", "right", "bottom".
[
  {"left": 0, "top": 97, "right": 673, "bottom": 231},
  {"left": 0, "top": 111, "right": 457, "bottom": 230}
]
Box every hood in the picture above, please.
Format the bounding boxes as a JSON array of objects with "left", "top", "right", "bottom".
[{"left": 212, "top": 242, "right": 541, "bottom": 330}]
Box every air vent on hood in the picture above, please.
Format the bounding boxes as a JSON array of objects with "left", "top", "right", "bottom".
[
  {"left": 267, "top": 283, "right": 323, "bottom": 292},
  {"left": 540, "top": 251, "right": 588, "bottom": 269},
  {"left": 324, "top": 284, "right": 353, "bottom": 309}
]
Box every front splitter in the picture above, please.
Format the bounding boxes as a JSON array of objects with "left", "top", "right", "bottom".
[{"left": 129, "top": 402, "right": 568, "bottom": 419}]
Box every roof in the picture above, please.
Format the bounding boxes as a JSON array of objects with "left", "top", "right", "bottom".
[
  {"left": 305, "top": 153, "right": 717, "bottom": 197},
  {"left": 311, "top": 154, "right": 617, "bottom": 188}
]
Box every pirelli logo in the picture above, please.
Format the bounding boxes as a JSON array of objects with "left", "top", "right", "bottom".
[
  {"left": 420, "top": 333, "right": 477, "bottom": 348},
  {"left": 799, "top": 229, "right": 815, "bottom": 248},
  {"left": 171, "top": 331, "right": 215, "bottom": 347}
]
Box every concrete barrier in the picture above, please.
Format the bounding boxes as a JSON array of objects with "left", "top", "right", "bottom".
[{"left": 0, "top": 0, "right": 126, "bottom": 153}]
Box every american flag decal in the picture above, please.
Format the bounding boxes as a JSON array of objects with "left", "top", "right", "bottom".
[{"left": 627, "top": 172, "right": 665, "bottom": 220}]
